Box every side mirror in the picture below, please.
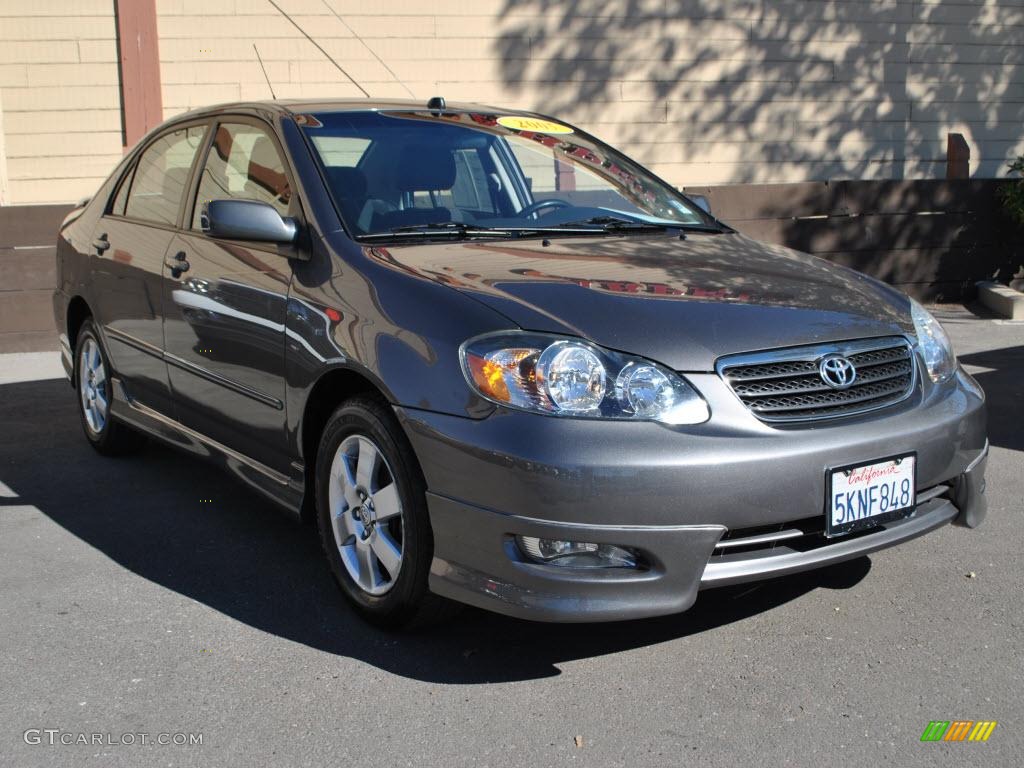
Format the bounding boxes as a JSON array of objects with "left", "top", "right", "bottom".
[
  {"left": 688, "top": 194, "right": 712, "bottom": 215},
  {"left": 202, "top": 199, "right": 298, "bottom": 243}
]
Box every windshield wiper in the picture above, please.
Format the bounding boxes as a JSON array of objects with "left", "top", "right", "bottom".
[
  {"left": 553, "top": 215, "right": 725, "bottom": 234},
  {"left": 556, "top": 215, "right": 671, "bottom": 232},
  {"left": 357, "top": 217, "right": 726, "bottom": 242},
  {"left": 359, "top": 222, "right": 514, "bottom": 240}
]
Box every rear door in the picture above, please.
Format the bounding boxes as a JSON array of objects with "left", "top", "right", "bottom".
[
  {"left": 161, "top": 118, "right": 298, "bottom": 474},
  {"left": 90, "top": 123, "right": 208, "bottom": 415}
]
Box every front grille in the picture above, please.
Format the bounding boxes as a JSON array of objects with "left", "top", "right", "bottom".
[{"left": 717, "top": 337, "right": 916, "bottom": 423}]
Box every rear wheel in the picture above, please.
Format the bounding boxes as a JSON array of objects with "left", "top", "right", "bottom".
[
  {"left": 75, "top": 319, "right": 144, "bottom": 455},
  {"left": 315, "top": 396, "right": 456, "bottom": 628}
]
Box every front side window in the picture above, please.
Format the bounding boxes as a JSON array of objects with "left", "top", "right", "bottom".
[
  {"left": 192, "top": 123, "right": 291, "bottom": 230},
  {"left": 125, "top": 125, "right": 207, "bottom": 225},
  {"left": 299, "top": 111, "right": 709, "bottom": 238}
]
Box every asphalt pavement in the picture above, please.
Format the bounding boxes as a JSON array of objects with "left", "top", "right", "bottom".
[{"left": 1, "top": 305, "right": 1021, "bottom": 767}]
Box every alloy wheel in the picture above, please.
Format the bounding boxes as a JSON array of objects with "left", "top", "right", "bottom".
[
  {"left": 79, "top": 338, "right": 108, "bottom": 435},
  {"left": 327, "top": 434, "right": 405, "bottom": 595}
]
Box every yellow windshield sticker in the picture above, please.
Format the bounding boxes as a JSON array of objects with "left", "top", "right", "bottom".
[{"left": 497, "top": 116, "right": 574, "bottom": 134}]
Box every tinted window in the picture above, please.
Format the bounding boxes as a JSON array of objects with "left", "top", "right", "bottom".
[
  {"left": 192, "top": 123, "right": 291, "bottom": 230},
  {"left": 125, "top": 125, "right": 206, "bottom": 225}
]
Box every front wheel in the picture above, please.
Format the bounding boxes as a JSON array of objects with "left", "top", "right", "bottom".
[{"left": 315, "top": 396, "right": 456, "bottom": 628}]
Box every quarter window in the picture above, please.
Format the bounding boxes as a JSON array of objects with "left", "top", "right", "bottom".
[
  {"left": 124, "top": 125, "right": 207, "bottom": 225},
  {"left": 192, "top": 123, "right": 291, "bottom": 230}
]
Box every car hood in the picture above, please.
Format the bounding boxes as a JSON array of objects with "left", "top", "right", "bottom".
[{"left": 366, "top": 232, "right": 914, "bottom": 371}]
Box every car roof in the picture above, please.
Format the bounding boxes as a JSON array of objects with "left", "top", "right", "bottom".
[{"left": 171, "top": 98, "right": 526, "bottom": 122}]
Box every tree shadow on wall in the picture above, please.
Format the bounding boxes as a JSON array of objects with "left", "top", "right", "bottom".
[{"left": 495, "top": 0, "right": 1024, "bottom": 183}]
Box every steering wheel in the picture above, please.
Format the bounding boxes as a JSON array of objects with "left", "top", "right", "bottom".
[{"left": 519, "top": 198, "right": 571, "bottom": 220}]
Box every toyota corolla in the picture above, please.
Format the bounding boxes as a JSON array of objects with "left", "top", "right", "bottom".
[{"left": 53, "top": 99, "right": 988, "bottom": 627}]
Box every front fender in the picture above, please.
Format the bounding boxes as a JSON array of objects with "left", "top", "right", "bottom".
[{"left": 284, "top": 231, "right": 515, "bottom": 458}]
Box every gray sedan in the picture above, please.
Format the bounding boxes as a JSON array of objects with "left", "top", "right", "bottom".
[{"left": 53, "top": 99, "right": 987, "bottom": 626}]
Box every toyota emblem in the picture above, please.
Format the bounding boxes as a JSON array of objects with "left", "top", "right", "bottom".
[{"left": 819, "top": 354, "right": 857, "bottom": 389}]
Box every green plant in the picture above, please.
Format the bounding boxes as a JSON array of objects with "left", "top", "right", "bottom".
[{"left": 998, "top": 155, "right": 1024, "bottom": 228}]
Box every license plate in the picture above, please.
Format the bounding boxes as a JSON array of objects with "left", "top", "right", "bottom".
[{"left": 826, "top": 454, "right": 916, "bottom": 536}]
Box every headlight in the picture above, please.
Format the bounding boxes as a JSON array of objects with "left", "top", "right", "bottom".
[
  {"left": 910, "top": 299, "right": 956, "bottom": 383},
  {"left": 460, "top": 332, "right": 710, "bottom": 424}
]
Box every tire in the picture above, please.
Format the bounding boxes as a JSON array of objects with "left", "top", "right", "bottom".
[
  {"left": 74, "top": 319, "right": 145, "bottom": 455},
  {"left": 315, "top": 396, "right": 457, "bottom": 629}
]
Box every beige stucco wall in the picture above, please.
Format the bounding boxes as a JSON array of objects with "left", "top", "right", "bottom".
[{"left": 1, "top": 0, "right": 1022, "bottom": 204}]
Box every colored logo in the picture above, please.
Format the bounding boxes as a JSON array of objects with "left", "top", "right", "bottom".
[
  {"left": 497, "top": 116, "right": 574, "bottom": 134},
  {"left": 920, "top": 721, "right": 997, "bottom": 742},
  {"left": 818, "top": 354, "right": 857, "bottom": 389}
]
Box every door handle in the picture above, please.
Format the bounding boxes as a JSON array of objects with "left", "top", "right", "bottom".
[
  {"left": 166, "top": 251, "right": 190, "bottom": 278},
  {"left": 93, "top": 233, "right": 110, "bottom": 253}
]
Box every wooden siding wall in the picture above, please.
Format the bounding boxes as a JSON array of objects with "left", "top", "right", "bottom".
[{"left": 0, "top": 0, "right": 122, "bottom": 205}]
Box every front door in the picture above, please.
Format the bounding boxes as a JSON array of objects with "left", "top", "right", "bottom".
[{"left": 162, "top": 119, "right": 297, "bottom": 474}]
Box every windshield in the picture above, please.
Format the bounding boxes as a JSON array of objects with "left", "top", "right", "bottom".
[{"left": 299, "top": 110, "right": 712, "bottom": 238}]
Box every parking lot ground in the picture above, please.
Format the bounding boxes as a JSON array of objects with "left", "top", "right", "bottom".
[{"left": 0, "top": 306, "right": 1021, "bottom": 767}]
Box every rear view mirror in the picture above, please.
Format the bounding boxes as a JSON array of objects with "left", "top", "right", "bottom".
[{"left": 202, "top": 199, "right": 298, "bottom": 243}]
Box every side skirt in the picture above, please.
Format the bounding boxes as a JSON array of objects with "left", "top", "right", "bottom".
[{"left": 108, "top": 377, "right": 306, "bottom": 517}]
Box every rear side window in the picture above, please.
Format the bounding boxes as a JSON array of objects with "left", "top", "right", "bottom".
[
  {"left": 192, "top": 122, "right": 291, "bottom": 230},
  {"left": 125, "top": 125, "right": 207, "bottom": 225}
]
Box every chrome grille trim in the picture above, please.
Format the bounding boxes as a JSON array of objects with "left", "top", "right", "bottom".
[
  {"left": 716, "top": 336, "right": 917, "bottom": 423},
  {"left": 714, "top": 528, "right": 805, "bottom": 550}
]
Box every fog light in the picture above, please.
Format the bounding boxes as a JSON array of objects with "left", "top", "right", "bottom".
[{"left": 516, "top": 536, "right": 637, "bottom": 568}]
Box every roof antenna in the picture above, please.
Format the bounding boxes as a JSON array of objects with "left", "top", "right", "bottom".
[
  {"left": 428, "top": 96, "right": 446, "bottom": 115},
  {"left": 253, "top": 44, "right": 276, "bottom": 99}
]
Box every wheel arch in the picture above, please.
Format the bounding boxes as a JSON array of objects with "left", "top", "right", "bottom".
[
  {"left": 65, "top": 295, "right": 93, "bottom": 386},
  {"left": 298, "top": 365, "right": 397, "bottom": 523},
  {"left": 66, "top": 295, "right": 92, "bottom": 349}
]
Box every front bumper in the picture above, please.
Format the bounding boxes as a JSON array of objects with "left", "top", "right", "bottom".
[{"left": 399, "top": 367, "right": 988, "bottom": 622}]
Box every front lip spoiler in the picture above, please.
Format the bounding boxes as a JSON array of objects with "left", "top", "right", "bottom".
[{"left": 700, "top": 496, "right": 958, "bottom": 588}]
